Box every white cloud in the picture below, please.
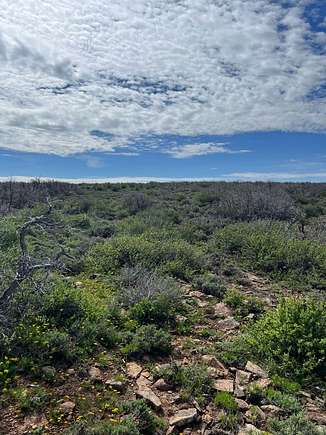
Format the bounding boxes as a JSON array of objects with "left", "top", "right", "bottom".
[
  {"left": 0, "top": 0, "right": 325, "bottom": 155},
  {"left": 164, "top": 143, "right": 250, "bottom": 158},
  {"left": 225, "top": 172, "right": 326, "bottom": 181}
]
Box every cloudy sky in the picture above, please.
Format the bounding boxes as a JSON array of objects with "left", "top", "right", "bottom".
[{"left": 0, "top": 0, "right": 325, "bottom": 182}]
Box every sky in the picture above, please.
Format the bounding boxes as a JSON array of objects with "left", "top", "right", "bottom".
[{"left": 0, "top": 0, "right": 325, "bottom": 182}]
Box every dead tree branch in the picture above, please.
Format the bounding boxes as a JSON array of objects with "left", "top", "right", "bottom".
[{"left": 0, "top": 199, "right": 72, "bottom": 307}]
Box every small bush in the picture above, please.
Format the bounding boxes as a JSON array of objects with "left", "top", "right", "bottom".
[
  {"left": 213, "top": 221, "right": 326, "bottom": 287},
  {"left": 224, "top": 288, "right": 265, "bottom": 319},
  {"left": 122, "top": 325, "right": 171, "bottom": 357},
  {"left": 214, "top": 391, "right": 238, "bottom": 412},
  {"left": 86, "top": 235, "right": 203, "bottom": 281},
  {"left": 64, "top": 419, "right": 140, "bottom": 435},
  {"left": 268, "top": 413, "right": 323, "bottom": 435},
  {"left": 265, "top": 388, "right": 301, "bottom": 414},
  {"left": 119, "top": 266, "right": 181, "bottom": 305},
  {"left": 13, "top": 386, "right": 50, "bottom": 414},
  {"left": 123, "top": 399, "right": 163, "bottom": 434},
  {"left": 156, "top": 363, "right": 213, "bottom": 403},
  {"left": 244, "top": 297, "right": 326, "bottom": 382},
  {"left": 193, "top": 273, "right": 227, "bottom": 298}
]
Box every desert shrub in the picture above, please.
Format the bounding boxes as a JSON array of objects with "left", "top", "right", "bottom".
[
  {"left": 118, "top": 266, "right": 181, "bottom": 306},
  {"left": 193, "top": 272, "right": 227, "bottom": 298},
  {"left": 129, "top": 297, "right": 174, "bottom": 326},
  {"left": 268, "top": 413, "right": 323, "bottom": 435},
  {"left": 214, "top": 221, "right": 326, "bottom": 287},
  {"left": 11, "top": 318, "right": 79, "bottom": 367},
  {"left": 214, "top": 391, "right": 238, "bottom": 412},
  {"left": 123, "top": 193, "right": 152, "bottom": 215},
  {"left": 156, "top": 363, "right": 213, "bottom": 403},
  {"left": 70, "top": 318, "right": 120, "bottom": 352},
  {"left": 91, "top": 223, "right": 116, "bottom": 238},
  {"left": 218, "top": 411, "right": 242, "bottom": 432},
  {"left": 265, "top": 388, "right": 301, "bottom": 413},
  {"left": 64, "top": 400, "right": 162, "bottom": 435},
  {"left": 122, "top": 325, "right": 171, "bottom": 357},
  {"left": 13, "top": 386, "right": 51, "bottom": 414},
  {"left": 66, "top": 214, "right": 91, "bottom": 229},
  {"left": 0, "top": 217, "right": 17, "bottom": 249},
  {"left": 223, "top": 288, "right": 265, "bottom": 318},
  {"left": 244, "top": 297, "right": 326, "bottom": 382},
  {"left": 86, "top": 235, "right": 203, "bottom": 280},
  {"left": 64, "top": 419, "right": 140, "bottom": 435},
  {"left": 217, "top": 183, "right": 299, "bottom": 221},
  {"left": 122, "top": 399, "right": 163, "bottom": 434},
  {"left": 0, "top": 357, "right": 17, "bottom": 391}
]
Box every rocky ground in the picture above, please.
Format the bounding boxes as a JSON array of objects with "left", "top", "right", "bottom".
[{"left": 1, "top": 273, "right": 325, "bottom": 434}]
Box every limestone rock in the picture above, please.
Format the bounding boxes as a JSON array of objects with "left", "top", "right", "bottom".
[
  {"left": 238, "top": 423, "right": 266, "bottom": 434},
  {"left": 217, "top": 317, "right": 240, "bottom": 331},
  {"left": 261, "top": 404, "right": 282, "bottom": 417},
  {"left": 305, "top": 405, "right": 326, "bottom": 425},
  {"left": 169, "top": 408, "right": 198, "bottom": 428},
  {"left": 214, "top": 303, "right": 232, "bottom": 318},
  {"left": 60, "top": 401, "right": 75, "bottom": 414},
  {"left": 235, "top": 398, "right": 250, "bottom": 411},
  {"left": 236, "top": 370, "right": 251, "bottom": 386},
  {"left": 88, "top": 366, "right": 102, "bottom": 382},
  {"left": 153, "top": 378, "right": 170, "bottom": 391},
  {"left": 126, "top": 362, "right": 143, "bottom": 379},
  {"left": 202, "top": 355, "right": 228, "bottom": 376},
  {"left": 213, "top": 379, "right": 234, "bottom": 393},
  {"left": 136, "top": 387, "right": 162, "bottom": 410},
  {"left": 245, "top": 361, "right": 268, "bottom": 378},
  {"left": 255, "top": 378, "right": 271, "bottom": 389},
  {"left": 136, "top": 375, "right": 152, "bottom": 388},
  {"left": 189, "top": 291, "right": 206, "bottom": 299}
]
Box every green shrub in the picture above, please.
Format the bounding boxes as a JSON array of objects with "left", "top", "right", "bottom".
[
  {"left": 156, "top": 363, "right": 213, "bottom": 403},
  {"left": 268, "top": 413, "right": 323, "bottom": 435},
  {"left": 86, "top": 235, "right": 203, "bottom": 280},
  {"left": 122, "top": 325, "right": 171, "bottom": 357},
  {"left": 13, "top": 386, "right": 51, "bottom": 414},
  {"left": 0, "top": 357, "right": 17, "bottom": 391},
  {"left": 218, "top": 411, "right": 242, "bottom": 432},
  {"left": 213, "top": 221, "right": 326, "bottom": 287},
  {"left": 64, "top": 419, "right": 140, "bottom": 435},
  {"left": 118, "top": 266, "right": 182, "bottom": 325},
  {"left": 265, "top": 388, "right": 301, "bottom": 414},
  {"left": 244, "top": 297, "right": 326, "bottom": 382},
  {"left": 122, "top": 399, "right": 163, "bottom": 434},
  {"left": 214, "top": 391, "right": 238, "bottom": 412},
  {"left": 224, "top": 288, "right": 265, "bottom": 319},
  {"left": 12, "top": 319, "right": 79, "bottom": 366},
  {"left": 193, "top": 273, "right": 227, "bottom": 298}
]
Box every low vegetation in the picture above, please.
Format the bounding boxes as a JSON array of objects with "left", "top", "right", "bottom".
[{"left": 0, "top": 180, "right": 325, "bottom": 434}]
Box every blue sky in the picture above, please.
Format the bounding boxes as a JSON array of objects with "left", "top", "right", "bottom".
[
  {"left": 1, "top": 132, "right": 325, "bottom": 182},
  {"left": 0, "top": 1, "right": 325, "bottom": 182}
]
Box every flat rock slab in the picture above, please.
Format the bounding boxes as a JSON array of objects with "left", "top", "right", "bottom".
[
  {"left": 189, "top": 291, "right": 206, "bottom": 299},
  {"left": 214, "top": 302, "right": 232, "bottom": 318},
  {"left": 169, "top": 408, "right": 198, "bottom": 427},
  {"left": 245, "top": 361, "right": 268, "bottom": 378},
  {"left": 214, "top": 379, "right": 234, "bottom": 393},
  {"left": 236, "top": 369, "right": 252, "bottom": 386},
  {"left": 217, "top": 317, "right": 240, "bottom": 331},
  {"left": 238, "top": 423, "right": 266, "bottom": 434},
  {"left": 126, "top": 362, "right": 143, "bottom": 379},
  {"left": 136, "top": 387, "right": 162, "bottom": 410},
  {"left": 88, "top": 366, "right": 103, "bottom": 382}
]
